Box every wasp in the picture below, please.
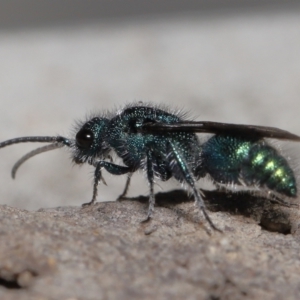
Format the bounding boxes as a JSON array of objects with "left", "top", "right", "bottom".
[{"left": 0, "top": 103, "right": 299, "bottom": 230}]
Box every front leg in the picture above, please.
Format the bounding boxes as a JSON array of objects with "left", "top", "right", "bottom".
[{"left": 82, "top": 161, "right": 132, "bottom": 207}]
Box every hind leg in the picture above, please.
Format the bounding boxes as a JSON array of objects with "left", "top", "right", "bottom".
[{"left": 169, "top": 141, "right": 221, "bottom": 231}]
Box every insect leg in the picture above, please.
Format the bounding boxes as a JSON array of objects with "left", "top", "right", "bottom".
[
  {"left": 169, "top": 141, "right": 220, "bottom": 231},
  {"left": 82, "top": 161, "right": 132, "bottom": 207},
  {"left": 117, "top": 173, "right": 133, "bottom": 200},
  {"left": 143, "top": 150, "right": 155, "bottom": 221},
  {"left": 82, "top": 162, "right": 103, "bottom": 207},
  {"left": 99, "top": 161, "right": 132, "bottom": 176}
]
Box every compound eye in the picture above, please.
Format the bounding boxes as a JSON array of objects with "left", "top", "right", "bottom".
[{"left": 76, "top": 129, "right": 94, "bottom": 149}]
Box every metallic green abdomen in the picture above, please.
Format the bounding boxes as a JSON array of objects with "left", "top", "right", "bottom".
[{"left": 200, "top": 135, "right": 297, "bottom": 198}]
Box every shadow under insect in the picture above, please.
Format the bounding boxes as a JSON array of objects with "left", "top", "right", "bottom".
[{"left": 126, "top": 189, "right": 295, "bottom": 234}]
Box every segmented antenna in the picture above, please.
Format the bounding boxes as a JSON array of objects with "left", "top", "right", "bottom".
[
  {"left": 0, "top": 136, "right": 70, "bottom": 148},
  {"left": 11, "top": 143, "right": 64, "bottom": 178},
  {"left": 0, "top": 135, "right": 71, "bottom": 177}
]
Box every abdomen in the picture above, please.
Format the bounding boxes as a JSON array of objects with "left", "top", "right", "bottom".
[{"left": 199, "top": 135, "right": 297, "bottom": 198}]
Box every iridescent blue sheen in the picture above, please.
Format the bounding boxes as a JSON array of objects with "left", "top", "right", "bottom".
[
  {"left": 0, "top": 103, "right": 297, "bottom": 231},
  {"left": 75, "top": 105, "right": 297, "bottom": 200},
  {"left": 106, "top": 106, "right": 201, "bottom": 182}
]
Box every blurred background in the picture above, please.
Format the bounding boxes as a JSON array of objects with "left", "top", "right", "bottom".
[{"left": 0, "top": 1, "right": 299, "bottom": 210}]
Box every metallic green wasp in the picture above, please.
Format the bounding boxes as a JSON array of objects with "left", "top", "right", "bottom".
[{"left": 0, "top": 103, "right": 299, "bottom": 230}]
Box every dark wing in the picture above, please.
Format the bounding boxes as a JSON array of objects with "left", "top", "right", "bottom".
[{"left": 142, "top": 121, "right": 300, "bottom": 141}]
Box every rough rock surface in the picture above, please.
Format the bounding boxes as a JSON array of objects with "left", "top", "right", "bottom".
[{"left": 0, "top": 191, "right": 300, "bottom": 300}]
